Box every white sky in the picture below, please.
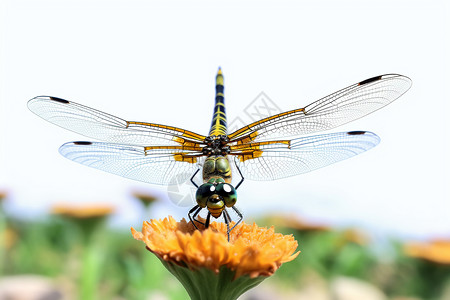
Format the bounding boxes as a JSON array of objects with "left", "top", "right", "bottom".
[{"left": 1, "top": 0, "right": 449, "bottom": 240}]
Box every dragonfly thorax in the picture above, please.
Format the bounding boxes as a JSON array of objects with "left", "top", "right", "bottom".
[
  {"left": 203, "top": 155, "right": 232, "bottom": 183},
  {"left": 202, "top": 135, "right": 230, "bottom": 156}
]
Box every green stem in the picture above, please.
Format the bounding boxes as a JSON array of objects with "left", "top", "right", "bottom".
[
  {"left": 80, "top": 242, "right": 102, "bottom": 300},
  {"left": 160, "top": 259, "right": 266, "bottom": 300},
  {"left": 0, "top": 210, "right": 5, "bottom": 275},
  {"left": 76, "top": 219, "right": 106, "bottom": 300}
]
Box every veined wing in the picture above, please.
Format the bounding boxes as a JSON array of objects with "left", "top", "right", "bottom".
[
  {"left": 28, "top": 96, "right": 206, "bottom": 146},
  {"left": 59, "top": 142, "right": 204, "bottom": 185},
  {"left": 228, "top": 74, "right": 411, "bottom": 143},
  {"left": 230, "top": 131, "right": 380, "bottom": 181}
]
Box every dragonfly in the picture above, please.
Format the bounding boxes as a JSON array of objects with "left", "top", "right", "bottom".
[{"left": 28, "top": 68, "right": 411, "bottom": 240}]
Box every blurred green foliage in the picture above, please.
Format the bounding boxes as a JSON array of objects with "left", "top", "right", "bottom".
[
  {"left": 257, "top": 217, "right": 450, "bottom": 300},
  {"left": 0, "top": 213, "right": 188, "bottom": 299},
  {"left": 0, "top": 208, "right": 449, "bottom": 300}
]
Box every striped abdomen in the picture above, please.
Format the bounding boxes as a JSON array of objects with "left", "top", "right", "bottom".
[{"left": 208, "top": 68, "right": 227, "bottom": 136}]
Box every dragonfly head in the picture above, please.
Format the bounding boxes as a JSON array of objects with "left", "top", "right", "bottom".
[{"left": 196, "top": 178, "right": 237, "bottom": 218}]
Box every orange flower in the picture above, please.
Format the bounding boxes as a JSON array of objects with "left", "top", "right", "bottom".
[
  {"left": 404, "top": 240, "right": 450, "bottom": 264},
  {"left": 132, "top": 216, "right": 299, "bottom": 279},
  {"left": 132, "top": 216, "right": 299, "bottom": 300}
]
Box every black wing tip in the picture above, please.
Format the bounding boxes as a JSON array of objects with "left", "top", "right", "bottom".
[
  {"left": 49, "top": 96, "right": 70, "bottom": 104},
  {"left": 347, "top": 131, "right": 367, "bottom": 135},
  {"left": 73, "top": 141, "right": 93, "bottom": 145},
  {"left": 347, "top": 131, "right": 380, "bottom": 144},
  {"left": 30, "top": 96, "right": 70, "bottom": 104},
  {"left": 358, "top": 74, "right": 412, "bottom": 86},
  {"left": 358, "top": 76, "right": 383, "bottom": 86},
  {"left": 28, "top": 95, "right": 67, "bottom": 106}
]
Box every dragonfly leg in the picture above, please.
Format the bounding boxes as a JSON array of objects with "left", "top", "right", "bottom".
[
  {"left": 188, "top": 205, "right": 204, "bottom": 229},
  {"left": 205, "top": 212, "right": 211, "bottom": 229},
  {"left": 229, "top": 206, "right": 243, "bottom": 232},
  {"left": 223, "top": 209, "right": 232, "bottom": 242},
  {"left": 190, "top": 168, "right": 200, "bottom": 188},
  {"left": 234, "top": 163, "right": 245, "bottom": 190}
]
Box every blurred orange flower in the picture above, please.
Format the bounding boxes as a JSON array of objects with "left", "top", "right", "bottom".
[
  {"left": 404, "top": 240, "right": 450, "bottom": 264},
  {"left": 265, "top": 214, "right": 330, "bottom": 232},
  {"left": 132, "top": 191, "right": 159, "bottom": 208},
  {"left": 2, "top": 228, "right": 17, "bottom": 249},
  {"left": 0, "top": 191, "right": 7, "bottom": 202},
  {"left": 52, "top": 204, "right": 114, "bottom": 219}
]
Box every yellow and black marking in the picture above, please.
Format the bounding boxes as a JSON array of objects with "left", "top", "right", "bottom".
[
  {"left": 144, "top": 145, "right": 202, "bottom": 163},
  {"left": 207, "top": 197, "right": 225, "bottom": 218},
  {"left": 230, "top": 140, "right": 291, "bottom": 162},
  {"left": 172, "top": 136, "right": 203, "bottom": 147},
  {"left": 228, "top": 108, "right": 305, "bottom": 141},
  {"left": 208, "top": 68, "right": 227, "bottom": 136},
  {"left": 234, "top": 131, "right": 259, "bottom": 146},
  {"left": 236, "top": 147, "right": 264, "bottom": 162},
  {"left": 173, "top": 154, "right": 197, "bottom": 163},
  {"left": 144, "top": 145, "right": 203, "bottom": 151},
  {"left": 127, "top": 121, "right": 206, "bottom": 142},
  {"left": 230, "top": 140, "right": 290, "bottom": 150}
]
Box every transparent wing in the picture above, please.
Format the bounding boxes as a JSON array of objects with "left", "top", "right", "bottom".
[
  {"left": 28, "top": 96, "right": 206, "bottom": 146},
  {"left": 231, "top": 131, "right": 380, "bottom": 181},
  {"left": 59, "top": 142, "right": 204, "bottom": 185},
  {"left": 228, "top": 74, "right": 411, "bottom": 142}
]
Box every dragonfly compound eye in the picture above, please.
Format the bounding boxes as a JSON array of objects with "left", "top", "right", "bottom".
[
  {"left": 196, "top": 183, "right": 215, "bottom": 208},
  {"left": 215, "top": 183, "right": 237, "bottom": 207}
]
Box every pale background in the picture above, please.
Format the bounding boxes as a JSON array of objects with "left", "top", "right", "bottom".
[{"left": 1, "top": 0, "right": 449, "bottom": 240}]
